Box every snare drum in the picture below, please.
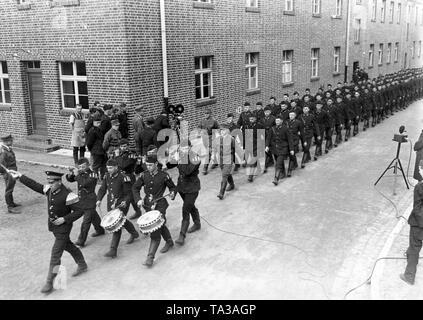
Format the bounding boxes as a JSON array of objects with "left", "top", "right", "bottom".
[
  {"left": 136, "top": 210, "right": 165, "bottom": 234},
  {"left": 101, "top": 208, "right": 126, "bottom": 233}
]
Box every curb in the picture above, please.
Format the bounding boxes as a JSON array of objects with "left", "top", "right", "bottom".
[
  {"left": 17, "top": 159, "right": 72, "bottom": 170},
  {"left": 370, "top": 203, "right": 413, "bottom": 300}
]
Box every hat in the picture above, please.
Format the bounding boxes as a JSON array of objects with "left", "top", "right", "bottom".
[
  {"left": 134, "top": 105, "right": 142, "bottom": 111},
  {"left": 1, "top": 134, "right": 13, "bottom": 142},
  {"left": 269, "top": 96, "right": 276, "bottom": 100},
  {"left": 146, "top": 145, "right": 158, "bottom": 155},
  {"left": 145, "top": 154, "right": 158, "bottom": 163},
  {"left": 161, "top": 107, "right": 168, "bottom": 114},
  {"left": 227, "top": 113, "right": 234, "bottom": 118},
  {"left": 93, "top": 115, "right": 102, "bottom": 122},
  {"left": 145, "top": 117, "right": 155, "bottom": 125},
  {"left": 275, "top": 115, "right": 283, "bottom": 120},
  {"left": 106, "top": 159, "right": 118, "bottom": 167},
  {"left": 204, "top": 108, "right": 212, "bottom": 114},
  {"left": 293, "top": 91, "right": 299, "bottom": 95},
  {"left": 249, "top": 114, "right": 257, "bottom": 118},
  {"left": 119, "top": 138, "right": 129, "bottom": 146},
  {"left": 111, "top": 119, "right": 120, "bottom": 126},
  {"left": 264, "top": 106, "right": 271, "bottom": 111},
  {"left": 244, "top": 102, "right": 250, "bottom": 106},
  {"left": 45, "top": 171, "right": 64, "bottom": 180},
  {"left": 76, "top": 158, "right": 89, "bottom": 165},
  {"left": 103, "top": 104, "right": 113, "bottom": 111},
  {"left": 305, "top": 88, "right": 310, "bottom": 92},
  {"left": 256, "top": 102, "right": 263, "bottom": 106}
]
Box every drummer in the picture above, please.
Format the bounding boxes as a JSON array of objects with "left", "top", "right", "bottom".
[
  {"left": 115, "top": 139, "right": 143, "bottom": 220},
  {"left": 65, "top": 158, "right": 105, "bottom": 248},
  {"left": 132, "top": 154, "right": 176, "bottom": 267},
  {"left": 97, "top": 159, "right": 139, "bottom": 258}
]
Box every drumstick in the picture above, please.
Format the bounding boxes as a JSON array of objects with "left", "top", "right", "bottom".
[
  {"left": 0, "top": 163, "right": 10, "bottom": 175},
  {"left": 152, "top": 193, "right": 171, "bottom": 204}
]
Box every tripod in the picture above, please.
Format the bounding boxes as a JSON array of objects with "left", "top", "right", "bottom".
[{"left": 374, "top": 140, "right": 409, "bottom": 191}]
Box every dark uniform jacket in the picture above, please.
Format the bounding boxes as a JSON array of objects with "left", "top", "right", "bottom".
[
  {"left": 100, "top": 113, "right": 112, "bottom": 136},
  {"left": 236, "top": 111, "right": 252, "bottom": 130},
  {"left": 301, "top": 113, "right": 320, "bottom": 138},
  {"left": 284, "top": 118, "right": 305, "bottom": 147},
  {"left": 265, "top": 124, "right": 293, "bottom": 156},
  {"left": 343, "top": 98, "right": 355, "bottom": 122},
  {"left": 260, "top": 115, "right": 276, "bottom": 135},
  {"left": 132, "top": 169, "right": 176, "bottom": 212},
  {"left": 177, "top": 152, "right": 201, "bottom": 194},
  {"left": 276, "top": 106, "right": 290, "bottom": 121},
  {"left": 0, "top": 145, "right": 17, "bottom": 170},
  {"left": 115, "top": 151, "right": 143, "bottom": 177},
  {"left": 118, "top": 111, "right": 129, "bottom": 139},
  {"left": 408, "top": 181, "right": 423, "bottom": 228},
  {"left": 97, "top": 170, "right": 132, "bottom": 212},
  {"left": 135, "top": 127, "right": 157, "bottom": 155},
  {"left": 323, "top": 104, "right": 336, "bottom": 128},
  {"left": 153, "top": 114, "right": 170, "bottom": 133},
  {"left": 333, "top": 102, "right": 345, "bottom": 125},
  {"left": 267, "top": 103, "right": 279, "bottom": 116},
  {"left": 19, "top": 175, "right": 83, "bottom": 233},
  {"left": 253, "top": 109, "right": 265, "bottom": 122},
  {"left": 86, "top": 126, "right": 105, "bottom": 155},
  {"left": 314, "top": 109, "right": 330, "bottom": 133},
  {"left": 66, "top": 170, "right": 98, "bottom": 209}
]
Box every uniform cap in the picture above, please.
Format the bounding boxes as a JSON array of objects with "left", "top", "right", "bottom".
[
  {"left": 111, "top": 119, "right": 120, "bottom": 126},
  {"left": 45, "top": 171, "right": 64, "bottom": 180},
  {"left": 145, "top": 154, "right": 158, "bottom": 163},
  {"left": 106, "top": 159, "right": 118, "bottom": 167},
  {"left": 1, "top": 134, "right": 13, "bottom": 142},
  {"left": 119, "top": 138, "right": 129, "bottom": 146},
  {"left": 227, "top": 113, "right": 234, "bottom": 118},
  {"left": 145, "top": 117, "right": 155, "bottom": 125}
]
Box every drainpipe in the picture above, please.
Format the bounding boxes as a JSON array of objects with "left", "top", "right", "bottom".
[
  {"left": 344, "top": 0, "right": 351, "bottom": 83},
  {"left": 159, "top": 0, "right": 169, "bottom": 108}
]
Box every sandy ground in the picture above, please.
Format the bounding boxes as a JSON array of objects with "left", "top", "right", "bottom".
[{"left": 1, "top": 100, "right": 423, "bottom": 300}]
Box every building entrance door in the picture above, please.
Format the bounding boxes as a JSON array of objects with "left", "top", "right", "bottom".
[
  {"left": 27, "top": 63, "right": 47, "bottom": 136},
  {"left": 353, "top": 61, "right": 359, "bottom": 72}
]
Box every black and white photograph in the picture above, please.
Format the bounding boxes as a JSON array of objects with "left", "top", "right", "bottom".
[{"left": 1, "top": 0, "right": 423, "bottom": 307}]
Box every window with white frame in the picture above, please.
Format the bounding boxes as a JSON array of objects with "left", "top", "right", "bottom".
[
  {"left": 59, "top": 61, "right": 88, "bottom": 109},
  {"left": 398, "top": 3, "right": 401, "bottom": 24},
  {"left": 389, "top": 2, "right": 394, "bottom": 23},
  {"left": 371, "top": 0, "right": 377, "bottom": 21},
  {"left": 369, "top": 44, "right": 374, "bottom": 67},
  {"left": 311, "top": 48, "right": 319, "bottom": 78},
  {"left": 246, "top": 0, "right": 258, "bottom": 7},
  {"left": 285, "top": 0, "right": 293, "bottom": 11},
  {"left": 394, "top": 42, "right": 399, "bottom": 62},
  {"left": 354, "top": 19, "right": 361, "bottom": 42},
  {"left": 419, "top": 41, "right": 422, "bottom": 58},
  {"left": 312, "top": 0, "right": 321, "bottom": 15},
  {"left": 334, "top": 47, "right": 341, "bottom": 73},
  {"left": 378, "top": 44, "right": 384, "bottom": 64},
  {"left": 336, "top": 0, "right": 342, "bottom": 17},
  {"left": 412, "top": 41, "right": 415, "bottom": 58},
  {"left": 195, "top": 0, "right": 211, "bottom": 3},
  {"left": 387, "top": 43, "right": 392, "bottom": 63},
  {"left": 245, "top": 53, "right": 259, "bottom": 90},
  {"left": 195, "top": 56, "right": 213, "bottom": 100},
  {"left": 0, "top": 62, "right": 10, "bottom": 104},
  {"left": 17, "top": 0, "right": 29, "bottom": 3},
  {"left": 282, "top": 50, "right": 293, "bottom": 83},
  {"left": 381, "top": 0, "right": 386, "bottom": 22}
]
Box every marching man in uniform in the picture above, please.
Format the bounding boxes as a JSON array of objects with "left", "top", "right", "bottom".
[
  {"left": 66, "top": 158, "right": 105, "bottom": 248},
  {"left": 97, "top": 159, "right": 139, "bottom": 258},
  {"left": 132, "top": 154, "right": 176, "bottom": 267},
  {"left": 0, "top": 134, "right": 20, "bottom": 214},
  {"left": 9, "top": 170, "right": 87, "bottom": 294}
]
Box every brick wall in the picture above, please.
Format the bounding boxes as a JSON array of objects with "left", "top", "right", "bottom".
[{"left": 0, "top": 0, "right": 421, "bottom": 145}]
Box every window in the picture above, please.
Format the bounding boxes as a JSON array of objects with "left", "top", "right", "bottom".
[
  {"left": 378, "top": 44, "right": 384, "bottom": 65},
  {"left": 245, "top": 53, "right": 259, "bottom": 90},
  {"left": 285, "top": 0, "right": 293, "bottom": 11},
  {"left": 195, "top": 56, "right": 213, "bottom": 100},
  {"left": 389, "top": 2, "right": 394, "bottom": 23},
  {"left": 394, "top": 42, "right": 399, "bottom": 62},
  {"left": 397, "top": 3, "right": 401, "bottom": 24},
  {"left": 0, "top": 62, "right": 10, "bottom": 104},
  {"left": 381, "top": 0, "right": 386, "bottom": 22},
  {"left": 412, "top": 41, "right": 415, "bottom": 58},
  {"left": 246, "top": 0, "right": 258, "bottom": 7},
  {"left": 354, "top": 19, "right": 361, "bottom": 42},
  {"left": 334, "top": 47, "right": 341, "bottom": 73},
  {"left": 311, "top": 48, "right": 319, "bottom": 78},
  {"left": 25, "top": 61, "right": 41, "bottom": 69},
  {"left": 335, "top": 0, "right": 342, "bottom": 17},
  {"left": 371, "top": 0, "right": 377, "bottom": 21},
  {"left": 419, "top": 41, "right": 422, "bottom": 58},
  {"left": 59, "top": 61, "right": 88, "bottom": 109},
  {"left": 282, "top": 50, "right": 293, "bottom": 83},
  {"left": 312, "top": 0, "right": 321, "bottom": 15},
  {"left": 369, "top": 44, "right": 374, "bottom": 67},
  {"left": 387, "top": 43, "right": 392, "bottom": 63}
]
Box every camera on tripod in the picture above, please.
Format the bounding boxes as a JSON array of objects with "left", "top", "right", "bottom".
[{"left": 392, "top": 125, "right": 408, "bottom": 143}]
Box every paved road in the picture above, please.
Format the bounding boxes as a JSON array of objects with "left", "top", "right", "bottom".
[{"left": 1, "top": 101, "right": 422, "bottom": 300}]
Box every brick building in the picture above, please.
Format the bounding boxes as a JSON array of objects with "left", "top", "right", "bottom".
[{"left": 0, "top": 0, "right": 421, "bottom": 146}]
